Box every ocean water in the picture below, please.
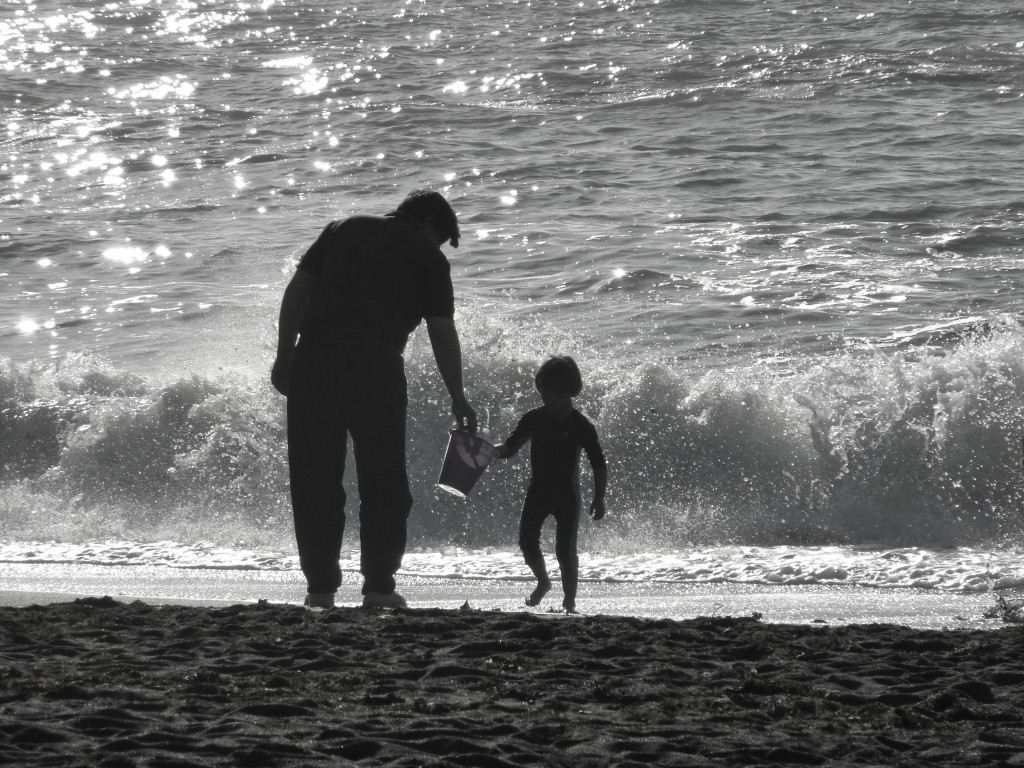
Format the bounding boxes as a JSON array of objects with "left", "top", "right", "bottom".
[{"left": 3, "top": 0, "right": 1024, "bottom": 594}]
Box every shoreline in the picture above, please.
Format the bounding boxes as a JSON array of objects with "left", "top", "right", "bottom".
[{"left": 0, "top": 560, "right": 1011, "bottom": 629}]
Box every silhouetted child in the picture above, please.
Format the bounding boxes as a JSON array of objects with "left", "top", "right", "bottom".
[{"left": 495, "top": 356, "right": 608, "bottom": 613}]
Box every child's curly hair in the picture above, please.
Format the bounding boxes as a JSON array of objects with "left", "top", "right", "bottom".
[{"left": 535, "top": 355, "right": 583, "bottom": 397}]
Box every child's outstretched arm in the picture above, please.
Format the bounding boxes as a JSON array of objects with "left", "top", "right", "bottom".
[{"left": 496, "top": 410, "right": 537, "bottom": 460}]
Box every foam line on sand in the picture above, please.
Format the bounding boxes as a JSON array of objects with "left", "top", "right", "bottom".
[{"left": 0, "top": 561, "right": 1008, "bottom": 628}]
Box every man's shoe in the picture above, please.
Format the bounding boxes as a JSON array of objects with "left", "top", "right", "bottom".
[
  {"left": 362, "top": 591, "right": 407, "bottom": 609},
  {"left": 304, "top": 592, "right": 335, "bottom": 609}
]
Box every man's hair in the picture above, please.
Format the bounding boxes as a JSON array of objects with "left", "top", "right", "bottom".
[
  {"left": 397, "top": 190, "right": 460, "bottom": 248},
  {"left": 535, "top": 355, "right": 583, "bottom": 397}
]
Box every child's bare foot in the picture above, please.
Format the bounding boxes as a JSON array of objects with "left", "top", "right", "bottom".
[
  {"left": 525, "top": 578, "right": 551, "bottom": 607},
  {"left": 563, "top": 599, "right": 577, "bottom": 614}
]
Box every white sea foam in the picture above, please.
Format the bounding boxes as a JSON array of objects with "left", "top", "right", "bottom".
[{"left": 3, "top": 540, "right": 1023, "bottom": 596}]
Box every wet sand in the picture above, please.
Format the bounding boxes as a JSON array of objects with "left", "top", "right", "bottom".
[{"left": 0, "top": 560, "right": 1005, "bottom": 629}]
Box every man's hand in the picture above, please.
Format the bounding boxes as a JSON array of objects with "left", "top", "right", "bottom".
[
  {"left": 452, "top": 397, "right": 478, "bottom": 434},
  {"left": 272, "top": 270, "right": 314, "bottom": 397},
  {"left": 590, "top": 499, "right": 606, "bottom": 521},
  {"left": 271, "top": 355, "right": 291, "bottom": 396}
]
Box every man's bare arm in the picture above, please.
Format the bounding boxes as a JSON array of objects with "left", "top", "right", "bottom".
[{"left": 425, "top": 315, "right": 477, "bottom": 433}]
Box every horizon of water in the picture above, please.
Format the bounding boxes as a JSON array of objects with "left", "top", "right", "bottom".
[{"left": 3, "top": 1, "right": 1024, "bottom": 592}]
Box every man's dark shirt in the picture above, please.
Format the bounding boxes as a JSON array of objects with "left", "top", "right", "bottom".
[{"left": 296, "top": 212, "right": 455, "bottom": 352}]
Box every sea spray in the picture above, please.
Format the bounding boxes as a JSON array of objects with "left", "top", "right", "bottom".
[{"left": 5, "top": 317, "right": 1024, "bottom": 550}]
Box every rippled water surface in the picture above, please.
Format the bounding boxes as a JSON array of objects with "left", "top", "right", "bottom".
[{"left": 3, "top": 1, "right": 1024, "bottom": 568}]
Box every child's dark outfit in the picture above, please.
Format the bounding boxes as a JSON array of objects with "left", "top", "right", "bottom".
[{"left": 501, "top": 405, "right": 607, "bottom": 607}]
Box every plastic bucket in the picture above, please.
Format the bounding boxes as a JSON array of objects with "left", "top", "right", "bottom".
[{"left": 437, "top": 430, "right": 497, "bottom": 499}]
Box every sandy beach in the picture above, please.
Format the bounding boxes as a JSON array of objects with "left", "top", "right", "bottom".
[{"left": 3, "top": 572, "right": 1024, "bottom": 766}]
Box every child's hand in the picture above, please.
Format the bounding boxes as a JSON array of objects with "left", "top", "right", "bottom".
[{"left": 590, "top": 499, "right": 606, "bottom": 521}]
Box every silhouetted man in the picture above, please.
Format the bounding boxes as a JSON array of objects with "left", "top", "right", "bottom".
[{"left": 272, "top": 190, "right": 477, "bottom": 609}]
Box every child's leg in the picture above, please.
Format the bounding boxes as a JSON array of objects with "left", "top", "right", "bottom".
[
  {"left": 525, "top": 560, "right": 551, "bottom": 607},
  {"left": 518, "top": 499, "right": 551, "bottom": 606},
  {"left": 553, "top": 503, "right": 582, "bottom": 612}
]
